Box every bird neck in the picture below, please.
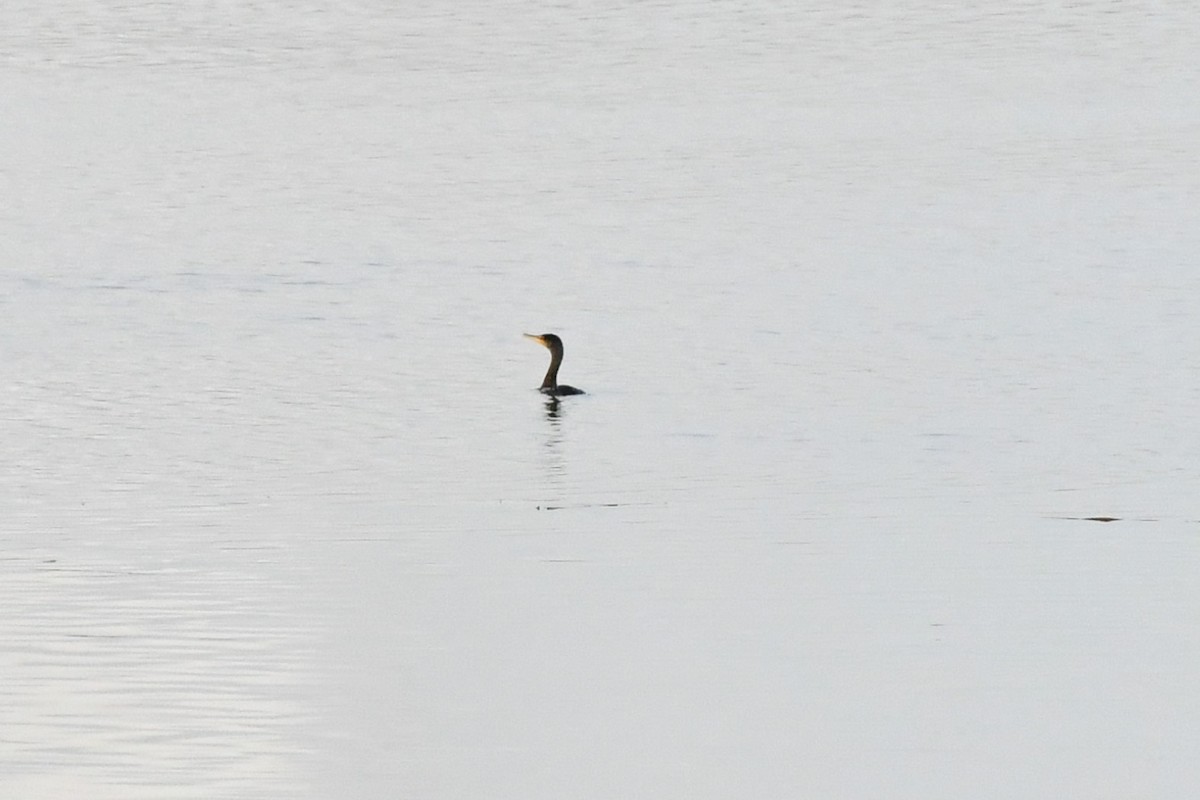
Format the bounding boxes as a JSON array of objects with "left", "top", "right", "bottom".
[{"left": 541, "top": 349, "right": 563, "bottom": 389}]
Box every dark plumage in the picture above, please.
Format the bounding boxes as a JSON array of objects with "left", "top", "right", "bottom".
[{"left": 523, "top": 333, "right": 585, "bottom": 396}]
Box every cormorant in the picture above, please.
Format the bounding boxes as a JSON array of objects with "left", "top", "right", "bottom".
[{"left": 523, "top": 333, "right": 585, "bottom": 396}]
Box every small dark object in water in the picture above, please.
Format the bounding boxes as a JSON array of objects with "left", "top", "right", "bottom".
[{"left": 1084, "top": 516, "right": 1120, "bottom": 523}]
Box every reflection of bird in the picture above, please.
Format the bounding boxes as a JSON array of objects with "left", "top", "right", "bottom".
[{"left": 523, "top": 333, "right": 585, "bottom": 396}]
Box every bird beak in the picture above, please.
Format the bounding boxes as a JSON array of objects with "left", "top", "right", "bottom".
[{"left": 523, "top": 333, "right": 548, "bottom": 348}]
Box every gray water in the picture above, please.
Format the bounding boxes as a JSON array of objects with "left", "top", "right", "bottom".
[{"left": 3, "top": 2, "right": 1200, "bottom": 798}]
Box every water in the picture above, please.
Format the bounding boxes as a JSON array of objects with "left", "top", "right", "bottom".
[{"left": 3, "top": 3, "right": 1200, "bottom": 797}]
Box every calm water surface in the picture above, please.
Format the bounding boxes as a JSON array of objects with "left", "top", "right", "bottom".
[{"left": 3, "top": 2, "right": 1200, "bottom": 798}]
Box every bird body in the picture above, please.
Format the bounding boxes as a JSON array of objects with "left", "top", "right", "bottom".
[{"left": 523, "top": 333, "right": 585, "bottom": 396}]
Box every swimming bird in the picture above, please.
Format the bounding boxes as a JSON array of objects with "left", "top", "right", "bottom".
[{"left": 523, "top": 333, "right": 585, "bottom": 396}]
